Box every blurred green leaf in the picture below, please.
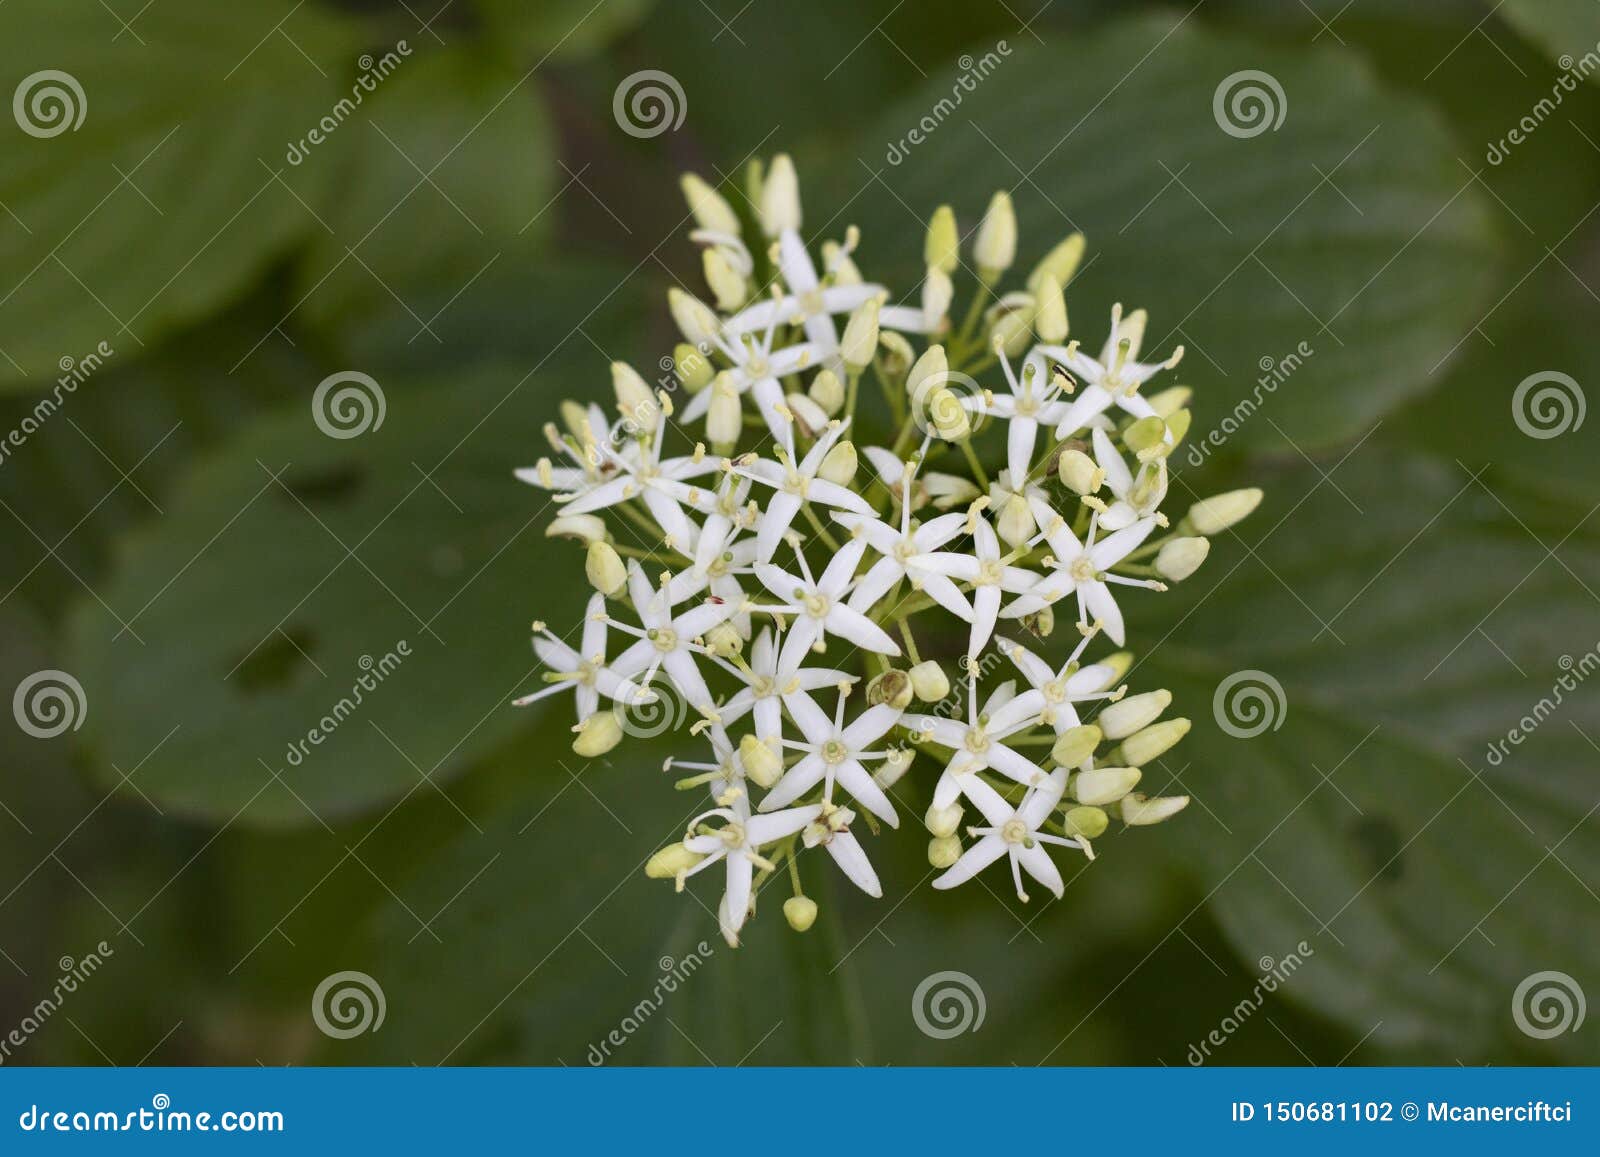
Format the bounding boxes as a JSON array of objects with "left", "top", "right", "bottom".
[
  {"left": 834, "top": 13, "right": 1500, "bottom": 452},
  {"left": 1501, "top": 0, "right": 1600, "bottom": 83},
  {"left": 288, "top": 47, "right": 556, "bottom": 348},
  {"left": 1140, "top": 446, "right": 1600, "bottom": 1062},
  {"left": 473, "top": 0, "right": 657, "bottom": 60},
  {"left": 64, "top": 266, "right": 648, "bottom": 827},
  {"left": 0, "top": 0, "right": 362, "bottom": 390}
]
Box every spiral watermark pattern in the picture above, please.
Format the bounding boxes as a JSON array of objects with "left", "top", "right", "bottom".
[
  {"left": 13, "top": 669, "right": 86, "bottom": 739},
  {"left": 908, "top": 369, "right": 985, "bottom": 440},
  {"left": 1512, "top": 970, "right": 1586, "bottom": 1039},
  {"left": 312, "top": 371, "right": 386, "bottom": 440},
  {"left": 1212, "top": 669, "right": 1286, "bottom": 739},
  {"left": 13, "top": 70, "right": 86, "bottom": 139},
  {"left": 312, "top": 970, "right": 386, "bottom": 1039},
  {"left": 1212, "top": 70, "right": 1286, "bottom": 139},
  {"left": 612, "top": 70, "right": 686, "bottom": 139},
  {"left": 1511, "top": 371, "right": 1585, "bottom": 440},
  {"left": 912, "top": 970, "right": 986, "bottom": 1039},
  {"left": 613, "top": 683, "right": 688, "bottom": 739}
]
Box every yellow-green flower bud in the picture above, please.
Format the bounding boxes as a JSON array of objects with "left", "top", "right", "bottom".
[
  {"left": 759, "top": 153, "right": 801, "bottom": 236},
  {"left": 585, "top": 541, "right": 627, "bottom": 597},
  {"left": 841, "top": 298, "right": 880, "bottom": 369},
  {"left": 1098, "top": 689, "right": 1171, "bottom": 740},
  {"left": 1121, "top": 793, "right": 1190, "bottom": 826},
  {"left": 924, "top": 472, "right": 981, "bottom": 510},
  {"left": 929, "top": 835, "right": 962, "bottom": 868},
  {"left": 783, "top": 894, "right": 818, "bottom": 931},
  {"left": 706, "top": 372, "right": 742, "bottom": 453},
  {"left": 909, "top": 660, "right": 950, "bottom": 702},
  {"left": 1062, "top": 805, "right": 1108, "bottom": 840},
  {"left": 997, "top": 493, "right": 1035, "bottom": 547},
  {"left": 668, "top": 288, "right": 720, "bottom": 347},
  {"left": 1186, "top": 488, "right": 1264, "bottom": 535},
  {"left": 1058, "top": 448, "right": 1104, "bottom": 495},
  {"left": 974, "top": 190, "right": 1017, "bottom": 279},
  {"left": 1155, "top": 536, "right": 1209, "bottom": 582},
  {"left": 1035, "top": 274, "right": 1068, "bottom": 343},
  {"left": 1124, "top": 415, "right": 1168, "bottom": 457},
  {"left": 1095, "top": 650, "right": 1133, "bottom": 686},
  {"left": 611, "top": 361, "right": 655, "bottom": 421},
  {"left": 925, "top": 802, "right": 964, "bottom": 839},
  {"left": 1074, "top": 766, "right": 1141, "bottom": 806},
  {"left": 573, "top": 711, "right": 624, "bottom": 757},
  {"left": 1120, "top": 718, "right": 1191, "bottom": 767},
  {"left": 1165, "top": 408, "right": 1191, "bottom": 444},
  {"left": 810, "top": 368, "right": 845, "bottom": 416},
  {"left": 646, "top": 842, "right": 704, "bottom": 879},
  {"left": 988, "top": 294, "right": 1035, "bottom": 356},
  {"left": 925, "top": 204, "right": 959, "bottom": 274},
  {"left": 706, "top": 622, "right": 743, "bottom": 658},
  {"left": 906, "top": 343, "right": 948, "bottom": 401},
  {"left": 818, "top": 440, "right": 857, "bottom": 487},
  {"left": 875, "top": 747, "right": 914, "bottom": 788},
  {"left": 928, "top": 388, "right": 970, "bottom": 441},
  {"left": 702, "top": 247, "right": 746, "bottom": 311},
  {"left": 1051, "top": 724, "right": 1102, "bottom": 769},
  {"left": 738, "top": 734, "right": 782, "bottom": 789},
  {"left": 674, "top": 342, "right": 713, "bottom": 393},
  {"left": 1146, "top": 385, "right": 1192, "bottom": 418},
  {"left": 877, "top": 330, "right": 915, "bottom": 379},
  {"left": 1027, "top": 232, "right": 1085, "bottom": 294},
  {"left": 546, "top": 514, "right": 607, "bottom": 543},
  {"left": 680, "top": 172, "right": 740, "bottom": 234}
]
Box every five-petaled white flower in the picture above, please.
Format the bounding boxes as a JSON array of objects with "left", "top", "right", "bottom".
[
  {"left": 920, "top": 505, "right": 1039, "bottom": 659},
  {"left": 914, "top": 670, "right": 1046, "bottom": 810},
  {"left": 708, "top": 627, "right": 853, "bottom": 749},
  {"left": 1004, "top": 496, "right": 1161, "bottom": 645},
  {"left": 679, "top": 796, "right": 823, "bottom": 946},
  {"left": 609, "top": 562, "right": 738, "bottom": 715},
  {"left": 996, "top": 632, "right": 1123, "bottom": 739},
  {"left": 932, "top": 767, "right": 1088, "bottom": 902},
  {"left": 1037, "top": 303, "right": 1183, "bottom": 438},
  {"left": 513, "top": 592, "right": 656, "bottom": 721},
  {"left": 761, "top": 683, "right": 902, "bottom": 826},
  {"left": 730, "top": 420, "right": 874, "bottom": 562},
  {"left": 752, "top": 536, "right": 901, "bottom": 671}
]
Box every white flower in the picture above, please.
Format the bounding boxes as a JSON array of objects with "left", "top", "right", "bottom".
[
  {"left": 682, "top": 307, "right": 822, "bottom": 453},
  {"left": 1037, "top": 303, "right": 1183, "bottom": 438},
  {"left": 752, "top": 536, "right": 901, "bottom": 671},
  {"left": 832, "top": 458, "right": 973, "bottom": 621},
  {"left": 710, "top": 627, "right": 853, "bottom": 748},
  {"left": 932, "top": 767, "right": 1088, "bottom": 902},
  {"left": 730, "top": 421, "right": 874, "bottom": 561},
  {"left": 723, "top": 228, "right": 882, "bottom": 360},
  {"left": 679, "top": 796, "right": 822, "bottom": 945},
  {"left": 608, "top": 562, "right": 738, "bottom": 715},
  {"left": 760, "top": 683, "right": 902, "bottom": 825},
  {"left": 996, "top": 632, "right": 1123, "bottom": 736},
  {"left": 544, "top": 397, "right": 718, "bottom": 552},
  {"left": 802, "top": 803, "right": 882, "bottom": 897},
  {"left": 968, "top": 346, "right": 1070, "bottom": 483},
  {"left": 513, "top": 592, "right": 656, "bottom": 720},
  {"left": 664, "top": 723, "right": 749, "bottom": 802},
  {"left": 920, "top": 507, "right": 1039, "bottom": 658},
  {"left": 1092, "top": 426, "right": 1168, "bottom": 532},
  {"left": 1003, "top": 497, "right": 1161, "bottom": 645},
  {"left": 913, "top": 671, "right": 1046, "bottom": 810}
]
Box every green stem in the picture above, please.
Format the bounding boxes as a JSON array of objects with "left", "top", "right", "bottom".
[
  {"left": 897, "top": 619, "right": 922, "bottom": 666},
  {"left": 958, "top": 438, "right": 990, "bottom": 491},
  {"left": 802, "top": 503, "right": 842, "bottom": 552}
]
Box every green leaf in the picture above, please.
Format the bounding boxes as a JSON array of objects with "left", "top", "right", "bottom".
[
  {"left": 832, "top": 13, "right": 1501, "bottom": 452},
  {"left": 1501, "top": 0, "right": 1600, "bottom": 84},
  {"left": 473, "top": 0, "right": 657, "bottom": 60},
  {"left": 1140, "top": 446, "right": 1600, "bottom": 1061},
  {"left": 287, "top": 47, "right": 557, "bottom": 349},
  {"left": 63, "top": 267, "right": 650, "bottom": 827},
  {"left": 0, "top": 0, "right": 362, "bottom": 390}
]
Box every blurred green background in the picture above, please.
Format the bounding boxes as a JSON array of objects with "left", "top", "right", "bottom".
[{"left": 1, "top": 0, "right": 1597, "bottom": 1065}]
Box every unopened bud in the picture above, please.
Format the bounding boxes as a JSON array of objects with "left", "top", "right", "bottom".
[
  {"left": 674, "top": 342, "right": 713, "bottom": 392},
  {"left": 874, "top": 747, "right": 914, "bottom": 789},
  {"left": 818, "top": 440, "right": 858, "bottom": 487},
  {"left": 1123, "top": 416, "right": 1168, "bottom": 457},
  {"left": 646, "top": 842, "right": 705, "bottom": 879},
  {"left": 867, "top": 669, "right": 913, "bottom": 711},
  {"left": 706, "top": 622, "right": 743, "bottom": 658},
  {"left": 706, "top": 373, "right": 742, "bottom": 453},
  {"left": 1035, "top": 274, "right": 1068, "bottom": 343},
  {"left": 1120, "top": 718, "right": 1191, "bottom": 766},
  {"left": 1051, "top": 724, "right": 1101, "bottom": 769},
  {"left": 906, "top": 343, "right": 948, "bottom": 401},
  {"left": 928, "top": 388, "right": 970, "bottom": 441},
  {"left": 974, "top": 190, "right": 1016, "bottom": 279},
  {"left": 786, "top": 391, "right": 829, "bottom": 440},
  {"left": 1062, "top": 805, "right": 1108, "bottom": 840},
  {"left": 546, "top": 514, "right": 606, "bottom": 543},
  {"left": 988, "top": 294, "right": 1035, "bottom": 356},
  {"left": 759, "top": 153, "right": 801, "bottom": 236},
  {"left": 925, "top": 802, "right": 964, "bottom": 839},
  {"left": 925, "top": 204, "right": 959, "bottom": 274},
  {"left": 573, "top": 711, "right": 624, "bottom": 757},
  {"left": 668, "top": 288, "right": 720, "bottom": 347},
  {"left": 1098, "top": 689, "right": 1171, "bottom": 739},
  {"left": 1165, "top": 408, "right": 1191, "bottom": 444},
  {"left": 1155, "top": 537, "right": 1209, "bottom": 582},
  {"left": 1027, "top": 232, "right": 1085, "bottom": 294},
  {"left": 841, "top": 299, "right": 880, "bottom": 369},
  {"left": 997, "top": 493, "right": 1035, "bottom": 547},
  {"left": 680, "top": 172, "right": 740, "bottom": 234},
  {"left": 810, "top": 368, "right": 845, "bottom": 416},
  {"left": 1095, "top": 650, "right": 1133, "bottom": 686},
  {"left": 702, "top": 247, "right": 746, "bottom": 311},
  {"left": 1058, "top": 448, "right": 1104, "bottom": 495},
  {"left": 1186, "top": 488, "right": 1263, "bottom": 535},
  {"left": 929, "top": 835, "right": 962, "bottom": 868},
  {"left": 924, "top": 472, "right": 980, "bottom": 509},
  {"left": 783, "top": 894, "right": 818, "bottom": 931},
  {"left": 612, "top": 361, "right": 655, "bottom": 420},
  {"left": 585, "top": 541, "right": 627, "bottom": 596},
  {"left": 909, "top": 660, "right": 950, "bottom": 702},
  {"left": 923, "top": 267, "right": 954, "bottom": 329},
  {"left": 1146, "top": 385, "right": 1192, "bottom": 418},
  {"left": 1073, "top": 766, "right": 1141, "bottom": 806},
  {"left": 1120, "top": 793, "right": 1190, "bottom": 826},
  {"left": 877, "top": 331, "right": 915, "bottom": 379},
  {"left": 739, "top": 735, "right": 783, "bottom": 789},
  {"left": 1020, "top": 603, "right": 1055, "bottom": 638}
]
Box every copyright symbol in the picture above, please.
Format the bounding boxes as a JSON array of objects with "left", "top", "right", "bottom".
[{"left": 1401, "top": 1102, "right": 1419, "bottom": 1121}]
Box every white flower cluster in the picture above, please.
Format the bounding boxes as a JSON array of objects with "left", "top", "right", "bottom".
[{"left": 516, "top": 155, "right": 1263, "bottom": 946}]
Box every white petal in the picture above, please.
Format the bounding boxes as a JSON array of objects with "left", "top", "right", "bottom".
[
  {"left": 822, "top": 604, "right": 901, "bottom": 655},
  {"left": 824, "top": 831, "right": 882, "bottom": 897},
  {"left": 931, "top": 834, "right": 1007, "bottom": 890},
  {"left": 834, "top": 760, "right": 899, "bottom": 828}
]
